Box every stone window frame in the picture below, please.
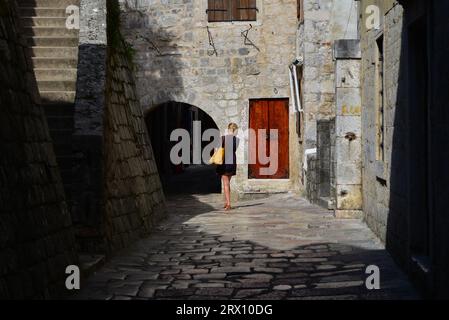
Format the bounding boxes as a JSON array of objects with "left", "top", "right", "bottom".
[
  {"left": 201, "top": 0, "right": 264, "bottom": 27},
  {"left": 375, "top": 31, "right": 385, "bottom": 164},
  {"left": 372, "top": 25, "right": 387, "bottom": 181}
]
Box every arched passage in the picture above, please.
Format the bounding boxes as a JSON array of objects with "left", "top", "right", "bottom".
[{"left": 145, "top": 101, "right": 221, "bottom": 195}]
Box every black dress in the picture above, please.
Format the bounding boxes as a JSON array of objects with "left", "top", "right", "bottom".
[{"left": 216, "top": 135, "right": 239, "bottom": 177}]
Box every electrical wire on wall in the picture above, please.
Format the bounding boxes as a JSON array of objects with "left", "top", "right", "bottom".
[
  {"left": 241, "top": 24, "right": 260, "bottom": 52},
  {"left": 206, "top": 26, "right": 218, "bottom": 56}
]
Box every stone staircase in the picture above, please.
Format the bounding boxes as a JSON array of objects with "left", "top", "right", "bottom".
[{"left": 18, "top": 0, "right": 80, "bottom": 202}]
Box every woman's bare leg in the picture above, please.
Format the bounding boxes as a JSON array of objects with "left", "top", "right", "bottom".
[
  {"left": 227, "top": 176, "right": 232, "bottom": 208},
  {"left": 223, "top": 176, "right": 231, "bottom": 208},
  {"left": 221, "top": 176, "right": 227, "bottom": 207}
]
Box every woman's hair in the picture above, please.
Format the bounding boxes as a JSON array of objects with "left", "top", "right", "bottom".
[{"left": 228, "top": 123, "right": 238, "bottom": 133}]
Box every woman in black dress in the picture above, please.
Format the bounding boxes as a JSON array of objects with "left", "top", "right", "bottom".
[{"left": 216, "top": 123, "right": 239, "bottom": 211}]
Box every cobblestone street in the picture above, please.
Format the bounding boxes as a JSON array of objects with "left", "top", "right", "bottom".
[{"left": 75, "top": 193, "right": 418, "bottom": 300}]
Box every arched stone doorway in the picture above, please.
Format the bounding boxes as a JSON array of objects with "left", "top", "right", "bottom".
[{"left": 145, "top": 101, "right": 221, "bottom": 195}]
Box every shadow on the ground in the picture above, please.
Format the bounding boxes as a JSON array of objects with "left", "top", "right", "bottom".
[
  {"left": 161, "top": 165, "right": 221, "bottom": 196},
  {"left": 73, "top": 194, "right": 421, "bottom": 301},
  {"left": 74, "top": 238, "right": 420, "bottom": 300}
]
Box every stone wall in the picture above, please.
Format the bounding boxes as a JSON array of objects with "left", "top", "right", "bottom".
[
  {"left": 119, "top": 0, "right": 301, "bottom": 195},
  {"left": 297, "top": 0, "right": 358, "bottom": 202},
  {"left": 103, "top": 2, "right": 166, "bottom": 251},
  {"left": 72, "top": 0, "right": 166, "bottom": 254},
  {"left": 0, "top": 0, "right": 77, "bottom": 299},
  {"left": 72, "top": 0, "right": 108, "bottom": 252},
  {"left": 315, "top": 118, "right": 335, "bottom": 208},
  {"left": 359, "top": 0, "right": 449, "bottom": 298},
  {"left": 333, "top": 39, "right": 362, "bottom": 219},
  {"left": 359, "top": 0, "right": 404, "bottom": 251}
]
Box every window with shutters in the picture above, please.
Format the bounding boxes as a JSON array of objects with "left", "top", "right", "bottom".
[{"left": 207, "top": 0, "right": 257, "bottom": 22}]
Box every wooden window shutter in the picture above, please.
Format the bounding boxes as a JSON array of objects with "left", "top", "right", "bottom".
[
  {"left": 208, "top": 0, "right": 231, "bottom": 22},
  {"left": 233, "top": 0, "right": 257, "bottom": 21}
]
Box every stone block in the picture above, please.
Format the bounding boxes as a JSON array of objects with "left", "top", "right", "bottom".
[
  {"left": 334, "top": 40, "right": 361, "bottom": 59},
  {"left": 335, "top": 116, "right": 361, "bottom": 138},
  {"left": 335, "top": 137, "right": 362, "bottom": 163},
  {"left": 336, "top": 185, "right": 363, "bottom": 210},
  {"left": 336, "top": 60, "right": 361, "bottom": 88},
  {"left": 335, "top": 161, "right": 362, "bottom": 185},
  {"left": 334, "top": 210, "right": 364, "bottom": 219},
  {"left": 336, "top": 88, "right": 361, "bottom": 116}
]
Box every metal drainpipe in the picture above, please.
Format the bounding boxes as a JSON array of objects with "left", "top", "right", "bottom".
[
  {"left": 292, "top": 64, "right": 303, "bottom": 112},
  {"left": 289, "top": 65, "right": 297, "bottom": 112}
]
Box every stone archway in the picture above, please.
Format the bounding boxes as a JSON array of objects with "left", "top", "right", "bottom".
[{"left": 145, "top": 101, "right": 222, "bottom": 195}]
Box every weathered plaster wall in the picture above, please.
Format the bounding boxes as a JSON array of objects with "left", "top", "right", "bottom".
[
  {"left": 119, "top": 0, "right": 301, "bottom": 195},
  {"left": 0, "top": 0, "right": 77, "bottom": 299}
]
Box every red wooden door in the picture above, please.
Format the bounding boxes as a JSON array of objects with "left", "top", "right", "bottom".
[{"left": 249, "top": 99, "right": 289, "bottom": 179}]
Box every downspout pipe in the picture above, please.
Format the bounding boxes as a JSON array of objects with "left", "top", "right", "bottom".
[
  {"left": 289, "top": 66, "right": 297, "bottom": 112},
  {"left": 292, "top": 64, "right": 303, "bottom": 112}
]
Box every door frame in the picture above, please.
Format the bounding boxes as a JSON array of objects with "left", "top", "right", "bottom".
[{"left": 248, "top": 98, "right": 290, "bottom": 180}]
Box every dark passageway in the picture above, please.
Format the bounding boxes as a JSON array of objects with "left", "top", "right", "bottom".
[{"left": 145, "top": 102, "right": 221, "bottom": 195}]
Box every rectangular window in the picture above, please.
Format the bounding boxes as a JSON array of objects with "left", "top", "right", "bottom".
[
  {"left": 376, "top": 35, "right": 385, "bottom": 162},
  {"left": 207, "top": 0, "right": 257, "bottom": 22}
]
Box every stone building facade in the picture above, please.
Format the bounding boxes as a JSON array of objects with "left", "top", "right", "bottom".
[
  {"left": 0, "top": 0, "right": 78, "bottom": 299},
  {"left": 358, "top": 0, "right": 449, "bottom": 298},
  {"left": 296, "top": 0, "right": 361, "bottom": 216},
  {"left": 119, "top": 0, "right": 302, "bottom": 196}
]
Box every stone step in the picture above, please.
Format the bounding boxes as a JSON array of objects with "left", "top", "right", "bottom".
[
  {"left": 17, "top": 0, "right": 80, "bottom": 7},
  {"left": 59, "top": 168, "right": 72, "bottom": 183},
  {"left": 47, "top": 116, "right": 74, "bottom": 131},
  {"left": 32, "top": 57, "right": 78, "bottom": 69},
  {"left": 55, "top": 157, "right": 75, "bottom": 173},
  {"left": 35, "top": 68, "right": 78, "bottom": 81},
  {"left": 50, "top": 142, "right": 73, "bottom": 156},
  {"left": 40, "top": 91, "right": 76, "bottom": 103},
  {"left": 29, "top": 46, "right": 78, "bottom": 58},
  {"left": 19, "top": 7, "right": 69, "bottom": 17},
  {"left": 42, "top": 102, "right": 75, "bottom": 117},
  {"left": 37, "top": 80, "right": 76, "bottom": 91},
  {"left": 52, "top": 141, "right": 74, "bottom": 155},
  {"left": 49, "top": 131, "right": 74, "bottom": 146},
  {"left": 21, "top": 16, "right": 67, "bottom": 27},
  {"left": 317, "top": 197, "right": 335, "bottom": 210},
  {"left": 27, "top": 36, "right": 78, "bottom": 47},
  {"left": 22, "top": 26, "right": 78, "bottom": 37}
]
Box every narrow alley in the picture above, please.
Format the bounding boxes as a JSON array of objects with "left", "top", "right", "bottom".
[
  {"left": 75, "top": 193, "right": 418, "bottom": 300},
  {"left": 2, "top": 0, "right": 449, "bottom": 303}
]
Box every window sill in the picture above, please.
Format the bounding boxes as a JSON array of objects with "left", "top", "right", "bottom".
[{"left": 199, "top": 20, "right": 261, "bottom": 28}]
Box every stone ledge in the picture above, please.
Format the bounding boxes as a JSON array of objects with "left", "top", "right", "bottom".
[{"left": 334, "top": 210, "right": 364, "bottom": 219}]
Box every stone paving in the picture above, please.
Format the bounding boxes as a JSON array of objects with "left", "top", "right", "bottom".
[{"left": 74, "top": 193, "right": 419, "bottom": 300}]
